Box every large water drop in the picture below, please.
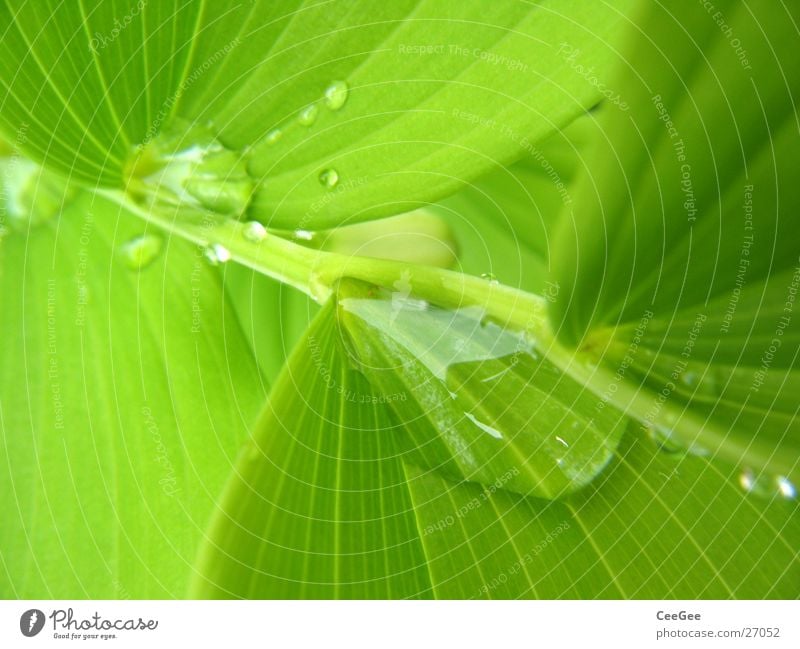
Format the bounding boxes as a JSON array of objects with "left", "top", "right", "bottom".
[
  {"left": 120, "top": 233, "right": 163, "bottom": 270},
  {"left": 323, "top": 80, "right": 349, "bottom": 111}
]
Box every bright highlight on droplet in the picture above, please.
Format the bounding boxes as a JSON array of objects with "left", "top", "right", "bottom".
[
  {"left": 204, "top": 243, "right": 231, "bottom": 266},
  {"left": 294, "top": 229, "right": 314, "bottom": 241},
  {"left": 776, "top": 475, "right": 797, "bottom": 499},
  {"left": 319, "top": 168, "right": 339, "bottom": 188},
  {"left": 242, "top": 221, "right": 267, "bottom": 243},
  {"left": 265, "top": 128, "right": 282, "bottom": 144},
  {"left": 298, "top": 103, "right": 319, "bottom": 126},
  {"left": 323, "top": 80, "right": 349, "bottom": 111},
  {"left": 119, "top": 233, "right": 163, "bottom": 271}
]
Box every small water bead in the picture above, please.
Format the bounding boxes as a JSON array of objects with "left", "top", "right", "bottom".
[
  {"left": 319, "top": 168, "right": 339, "bottom": 188},
  {"left": 677, "top": 368, "right": 720, "bottom": 399},
  {"left": 265, "top": 128, "right": 282, "bottom": 145},
  {"left": 204, "top": 243, "right": 231, "bottom": 266},
  {"left": 323, "top": 80, "right": 349, "bottom": 111},
  {"left": 294, "top": 229, "right": 314, "bottom": 241},
  {"left": 776, "top": 475, "right": 797, "bottom": 499},
  {"left": 298, "top": 103, "right": 319, "bottom": 126},
  {"left": 120, "top": 233, "right": 163, "bottom": 270},
  {"left": 480, "top": 272, "right": 499, "bottom": 285},
  {"left": 646, "top": 425, "right": 686, "bottom": 455},
  {"left": 242, "top": 221, "right": 267, "bottom": 243}
]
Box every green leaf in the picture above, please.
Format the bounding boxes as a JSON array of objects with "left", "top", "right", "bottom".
[
  {"left": 426, "top": 113, "right": 601, "bottom": 294},
  {"left": 192, "top": 296, "right": 434, "bottom": 598},
  {"left": 550, "top": 0, "right": 800, "bottom": 480},
  {"left": 0, "top": 0, "right": 199, "bottom": 184},
  {"left": 407, "top": 425, "right": 800, "bottom": 598},
  {"left": 441, "top": 112, "right": 598, "bottom": 262},
  {"left": 193, "top": 283, "right": 799, "bottom": 598},
  {"left": 223, "top": 263, "right": 317, "bottom": 388},
  {"left": 0, "top": 0, "right": 635, "bottom": 227},
  {"left": 0, "top": 186, "right": 264, "bottom": 597}
]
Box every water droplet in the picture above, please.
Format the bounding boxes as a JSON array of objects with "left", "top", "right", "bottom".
[
  {"left": 323, "top": 80, "right": 349, "bottom": 111},
  {"left": 203, "top": 243, "right": 231, "bottom": 266},
  {"left": 647, "top": 425, "right": 686, "bottom": 455},
  {"left": 265, "top": 128, "right": 282, "bottom": 145},
  {"left": 242, "top": 221, "right": 267, "bottom": 243},
  {"left": 681, "top": 371, "right": 699, "bottom": 389},
  {"left": 129, "top": 120, "right": 254, "bottom": 218},
  {"left": 555, "top": 435, "right": 569, "bottom": 448},
  {"left": 739, "top": 468, "right": 773, "bottom": 498},
  {"left": 319, "top": 168, "right": 339, "bottom": 188},
  {"left": 119, "top": 233, "right": 162, "bottom": 270},
  {"left": 776, "top": 475, "right": 797, "bottom": 499},
  {"left": 298, "top": 103, "right": 319, "bottom": 126},
  {"left": 294, "top": 229, "right": 314, "bottom": 241},
  {"left": 480, "top": 272, "right": 499, "bottom": 285}
]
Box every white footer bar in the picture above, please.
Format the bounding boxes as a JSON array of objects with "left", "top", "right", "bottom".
[{"left": 0, "top": 600, "right": 796, "bottom": 648}]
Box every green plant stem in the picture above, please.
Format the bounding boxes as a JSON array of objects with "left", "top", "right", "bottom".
[{"left": 107, "top": 192, "right": 770, "bottom": 474}]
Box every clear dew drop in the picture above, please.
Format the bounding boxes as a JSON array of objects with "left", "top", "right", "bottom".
[
  {"left": 323, "top": 80, "right": 349, "bottom": 111},
  {"left": 298, "top": 103, "right": 319, "bottom": 126},
  {"left": 776, "top": 475, "right": 797, "bottom": 499},
  {"left": 119, "top": 233, "right": 163, "bottom": 271},
  {"left": 294, "top": 229, "right": 314, "bottom": 241},
  {"left": 203, "top": 243, "right": 231, "bottom": 266},
  {"left": 678, "top": 368, "right": 720, "bottom": 399},
  {"left": 480, "top": 272, "right": 499, "bottom": 285},
  {"left": 646, "top": 425, "right": 687, "bottom": 456},
  {"left": 319, "top": 168, "right": 339, "bottom": 188},
  {"left": 265, "top": 128, "right": 282, "bottom": 145},
  {"left": 242, "top": 221, "right": 267, "bottom": 243}
]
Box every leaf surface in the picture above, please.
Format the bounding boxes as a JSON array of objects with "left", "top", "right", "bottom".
[
  {"left": 0, "top": 0, "right": 635, "bottom": 227},
  {"left": 550, "top": 0, "right": 800, "bottom": 480},
  {"left": 0, "top": 186, "right": 264, "bottom": 597}
]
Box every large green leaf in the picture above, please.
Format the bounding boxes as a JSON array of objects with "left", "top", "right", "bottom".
[
  {"left": 194, "top": 283, "right": 799, "bottom": 598},
  {"left": 407, "top": 426, "right": 800, "bottom": 598},
  {"left": 192, "top": 295, "right": 434, "bottom": 598},
  {"left": 0, "top": 0, "right": 635, "bottom": 227},
  {"left": 550, "top": 0, "right": 800, "bottom": 480},
  {"left": 223, "top": 263, "right": 317, "bottom": 388},
  {"left": 0, "top": 183, "right": 264, "bottom": 597},
  {"left": 440, "top": 112, "right": 599, "bottom": 263}
]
